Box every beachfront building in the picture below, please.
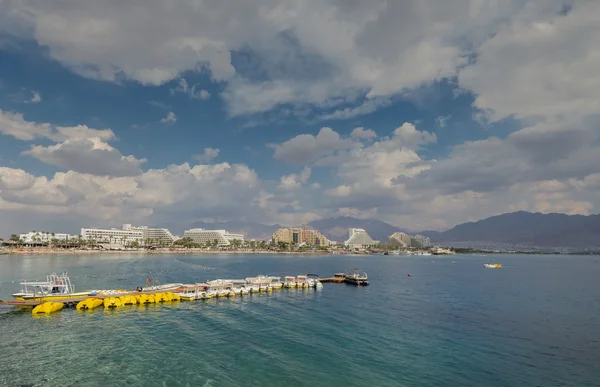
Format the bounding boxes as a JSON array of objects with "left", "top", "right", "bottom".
[
  {"left": 19, "top": 231, "right": 78, "bottom": 245},
  {"left": 388, "top": 232, "right": 412, "bottom": 247},
  {"left": 411, "top": 235, "right": 431, "bottom": 248},
  {"left": 344, "top": 228, "right": 379, "bottom": 249},
  {"left": 272, "top": 227, "right": 329, "bottom": 246},
  {"left": 183, "top": 228, "right": 244, "bottom": 247},
  {"left": 81, "top": 225, "right": 144, "bottom": 246},
  {"left": 124, "top": 224, "right": 175, "bottom": 245}
]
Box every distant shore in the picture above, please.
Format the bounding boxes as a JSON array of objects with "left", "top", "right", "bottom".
[{"left": 1, "top": 247, "right": 332, "bottom": 255}]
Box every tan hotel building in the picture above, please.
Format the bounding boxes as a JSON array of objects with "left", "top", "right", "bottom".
[{"left": 272, "top": 228, "right": 329, "bottom": 246}]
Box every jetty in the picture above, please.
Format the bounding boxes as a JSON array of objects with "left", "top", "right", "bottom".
[{"left": 0, "top": 271, "right": 368, "bottom": 315}]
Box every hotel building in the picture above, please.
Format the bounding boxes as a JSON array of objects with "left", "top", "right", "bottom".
[
  {"left": 272, "top": 227, "right": 330, "bottom": 246},
  {"left": 183, "top": 228, "right": 244, "bottom": 247},
  {"left": 80, "top": 224, "right": 176, "bottom": 246},
  {"left": 344, "top": 228, "right": 379, "bottom": 248},
  {"left": 388, "top": 232, "right": 412, "bottom": 247},
  {"left": 19, "top": 231, "right": 78, "bottom": 244}
]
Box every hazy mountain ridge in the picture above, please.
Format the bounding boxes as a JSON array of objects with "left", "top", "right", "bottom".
[{"left": 164, "top": 211, "right": 600, "bottom": 247}]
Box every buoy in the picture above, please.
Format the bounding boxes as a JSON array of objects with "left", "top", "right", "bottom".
[{"left": 407, "top": 274, "right": 412, "bottom": 277}]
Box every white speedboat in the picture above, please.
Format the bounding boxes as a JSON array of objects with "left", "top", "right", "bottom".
[
  {"left": 283, "top": 276, "right": 297, "bottom": 288},
  {"left": 12, "top": 272, "right": 91, "bottom": 301},
  {"left": 484, "top": 263, "right": 502, "bottom": 268}
]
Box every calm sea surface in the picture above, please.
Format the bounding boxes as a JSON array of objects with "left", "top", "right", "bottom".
[{"left": 1, "top": 253, "right": 599, "bottom": 387}]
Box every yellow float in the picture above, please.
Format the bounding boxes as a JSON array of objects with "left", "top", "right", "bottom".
[
  {"left": 76, "top": 298, "right": 103, "bottom": 310},
  {"left": 136, "top": 294, "right": 154, "bottom": 304},
  {"left": 166, "top": 292, "right": 180, "bottom": 302},
  {"left": 103, "top": 297, "right": 122, "bottom": 309},
  {"left": 119, "top": 295, "right": 137, "bottom": 305},
  {"left": 154, "top": 293, "right": 172, "bottom": 303},
  {"left": 32, "top": 301, "right": 64, "bottom": 315}
]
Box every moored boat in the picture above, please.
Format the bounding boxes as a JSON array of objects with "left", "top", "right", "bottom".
[
  {"left": 32, "top": 301, "right": 64, "bottom": 315},
  {"left": 103, "top": 297, "right": 122, "bottom": 309},
  {"left": 12, "top": 272, "right": 91, "bottom": 301},
  {"left": 76, "top": 298, "right": 103, "bottom": 310},
  {"left": 344, "top": 270, "right": 369, "bottom": 286},
  {"left": 283, "top": 276, "right": 297, "bottom": 288},
  {"left": 484, "top": 263, "right": 502, "bottom": 268}
]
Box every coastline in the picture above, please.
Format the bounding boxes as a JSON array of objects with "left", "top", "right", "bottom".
[{"left": 2, "top": 247, "right": 332, "bottom": 255}]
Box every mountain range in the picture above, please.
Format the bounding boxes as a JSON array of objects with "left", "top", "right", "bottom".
[{"left": 165, "top": 211, "right": 600, "bottom": 248}]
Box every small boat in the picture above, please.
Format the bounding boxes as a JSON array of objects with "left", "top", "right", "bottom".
[
  {"left": 344, "top": 269, "right": 369, "bottom": 286},
  {"left": 484, "top": 263, "right": 502, "bottom": 268},
  {"left": 32, "top": 301, "right": 64, "bottom": 315},
  {"left": 103, "top": 297, "right": 122, "bottom": 309},
  {"left": 13, "top": 272, "right": 91, "bottom": 301},
  {"left": 269, "top": 277, "right": 283, "bottom": 290},
  {"left": 296, "top": 275, "right": 308, "bottom": 289},
  {"left": 76, "top": 298, "right": 103, "bottom": 310},
  {"left": 119, "top": 295, "right": 137, "bottom": 305},
  {"left": 283, "top": 276, "right": 297, "bottom": 289}
]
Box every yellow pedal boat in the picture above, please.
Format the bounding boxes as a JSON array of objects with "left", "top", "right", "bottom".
[
  {"left": 166, "top": 292, "right": 180, "bottom": 302},
  {"left": 154, "top": 293, "right": 172, "bottom": 303},
  {"left": 32, "top": 302, "right": 64, "bottom": 315},
  {"left": 136, "top": 294, "right": 154, "bottom": 304},
  {"left": 103, "top": 297, "right": 122, "bottom": 308},
  {"left": 76, "top": 298, "right": 103, "bottom": 310},
  {"left": 119, "top": 295, "right": 137, "bottom": 305}
]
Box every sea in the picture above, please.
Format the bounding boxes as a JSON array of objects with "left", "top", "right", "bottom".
[{"left": 0, "top": 253, "right": 599, "bottom": 387}]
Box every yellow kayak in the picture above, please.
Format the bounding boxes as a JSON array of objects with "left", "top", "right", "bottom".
[
  {"left": 119, "top": 295, "right": 137, "bottom": 305},
  {"left": 76, "top": 298, "right": 103, "bottom": 310},
  {"left": 103, "top": 297, "right": 122, "bottom": 309},
  {"left": 32, "top": 302, "right": 64, "bottom": 315}
]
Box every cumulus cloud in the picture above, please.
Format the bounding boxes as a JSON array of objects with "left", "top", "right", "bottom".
[
  {"left": 160, "top": 111, "right": 177, "bottom": 124},
  {"left": 23, "top": 137, "right": 147, "bottom": 177},
  {"left": 0, "top": 0, "right": 528, "bottom": 118},
  {"left": 0, "top": 109, "right": 114, "bottom": 142},
  {"left": 278, "top": 167, "right": 311, "bottom": 190},
  {"left": 171, "top": 78, "right": 211, "bottom": 100},
  {"left": 272, "top": 127, "right": 354, "bottom": 164},
  {"left": 29, "top": 91, "right": 41, "bottom": 103},
  {"left": 351, "top": 127, "right": 376, "bottom": 140},
  {"left": 193, "top": 148, "right": 220, "bottom": 163}
]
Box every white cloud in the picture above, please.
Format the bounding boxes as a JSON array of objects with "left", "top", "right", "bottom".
[
  {"left": 278, "top": 167, "right": 311, "bottom": 190},
  {"left": 29, "top": 91, "right": 42, "bottom": 103},
  {"left": 351, "top": 127, "right": 376, "bottom": 140},
  {"left": 459, "top": 1, "right": 600, "bottom": 123},
  {"left": 272, "top": 127, "right": 354, "bottom": 164},
  {"left": 0, "top": 0, "right": 527, "bottom": 117},
  {"left": 23, "top": 137, "right": 147, "bottom": 177},
  {"left": 160, "top": 111, "right": 177, "bottom": 124},
  {"left": 435, "top": 115, "right": 451, "bottom": 128},
  {"left": 193, "top": 148, "right": 220, "bottom": 163}
]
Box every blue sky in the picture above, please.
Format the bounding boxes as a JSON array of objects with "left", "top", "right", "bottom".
[{"left": 0, "top": 0, "right": 599, "bottom": 237}]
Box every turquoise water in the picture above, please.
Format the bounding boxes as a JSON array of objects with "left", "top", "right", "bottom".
[{"left": 1, "top": 254, "right": 599, "bottom": 386}]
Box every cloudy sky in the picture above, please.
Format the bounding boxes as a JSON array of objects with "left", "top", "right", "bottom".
[{"left": 0, "top": 0, "right": 599, "bottom": 237}]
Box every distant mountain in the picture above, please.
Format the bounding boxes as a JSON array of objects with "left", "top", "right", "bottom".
[
  {"left": 308, "top": 216, "right": 409, "bottom": 242},
  {"left": 422, "top": 211, "right": 600, "bottom": 248}
]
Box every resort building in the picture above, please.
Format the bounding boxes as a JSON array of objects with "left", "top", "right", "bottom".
[
  {"left": 388, "top": 232, "right": 412, "bottom": 247},
  {"left": 410, "top": 235, "right": 431, "bottom": 248},
  {"left": 19, "top": 231, "right": 78, "bottom": 244},
  {"left": 272, "top": 227, "right": 330, "bottom": 246},
  {"left": 124, "top": 224, "right": 175, "bottom": 245},
  {"left": 183, "top": 228, "right": 244, "bottom": 247},
  {"left": 344, "top": 228, "right": 379, "bottom": 248},
  {"left": 80, "top": 225, "right": 144, "bottom": 246}
]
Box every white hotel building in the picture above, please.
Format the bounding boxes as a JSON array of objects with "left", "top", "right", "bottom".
[
  {"left": 80, "top": 224, "right": 175, "bottom": 246},
  {"left": 183, "top": 228, "right": 244, "bottom": 247},
  {"left": 19, "top": 231, "right": 78, "bottom": 244}
]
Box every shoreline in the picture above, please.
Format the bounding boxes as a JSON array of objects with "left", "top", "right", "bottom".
[{"left": 1, "top": 248, "right": 332, "bottom": 255}]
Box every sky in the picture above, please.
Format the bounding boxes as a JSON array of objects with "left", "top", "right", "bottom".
[{"left": 0, "top": 0, "right": 599, "bottom": 238}]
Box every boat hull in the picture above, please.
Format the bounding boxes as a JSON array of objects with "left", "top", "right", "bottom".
[
  {"left": 32, "top": 302, "right": 64, "bottom": 314},
  {"left": 12, "top": 291, "right": 92, "bottom": 301},
  {"left": 76, "top": 298, "right": 103, "bottom": 310}
]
